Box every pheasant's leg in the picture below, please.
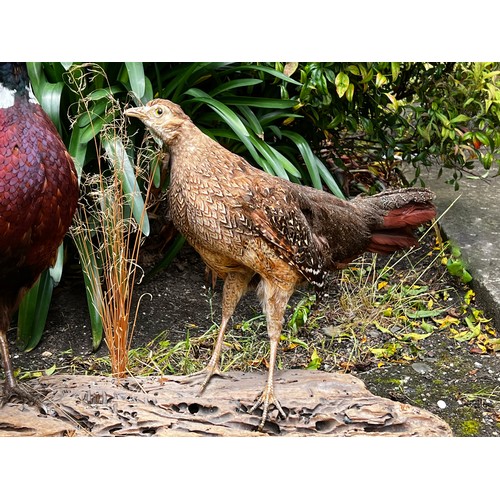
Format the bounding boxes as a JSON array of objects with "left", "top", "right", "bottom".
[
  {"left": 0, "top": 328, "right": 36, "bottom": 405},
  {"left": 250, "top": 280, "right": 295, "bottom": 431},
  {"left": 195, "top": 270, "right": 254, "bottom": 394}
]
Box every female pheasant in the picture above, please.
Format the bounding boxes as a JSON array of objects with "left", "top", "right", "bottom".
[{"left": 125, "top": 99, "right": 436, "bottom": 431}]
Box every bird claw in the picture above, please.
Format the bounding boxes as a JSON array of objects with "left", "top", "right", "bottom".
[
  {"left": 249, "top": 388, "right": 287, "bottom": 431},
  {"left": 1, "top": 380, "right": 40, "bottom": 408},
  {"left": 182, "top": 365, "right": 233, "bottom": 395}
]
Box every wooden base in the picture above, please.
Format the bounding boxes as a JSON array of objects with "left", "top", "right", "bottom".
[{"left": 0, "top": 370, "right": 452, "bottom": 436}]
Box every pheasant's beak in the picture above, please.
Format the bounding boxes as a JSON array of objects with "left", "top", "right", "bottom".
[{"left": 124, "top": 106, "right": 149, "bottom": 120}]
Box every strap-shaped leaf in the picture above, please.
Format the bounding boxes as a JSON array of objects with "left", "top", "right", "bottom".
[
  {"left": 17, "top": 270, "right": 54, "bottom": 352},
  {"left": 281, "top": 130, "right": 322, "bottom": 189},
  {"left": 125, "top": 62, "right": 146, "bottom": 101},
  {"left": 102, "top": 137, "right": 150, "bottom": 236},
  {"left": 210, "top": 78, "right": 263, "bottom": 97},
  {"left": 16, "top": 244, "right": 69, "bottom": 352}
]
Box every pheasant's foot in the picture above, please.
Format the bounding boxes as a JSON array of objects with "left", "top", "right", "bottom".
[
  {"left": 1, "top": 379, "right": 40, "bottom": 407},
  {"left": 181, "top": 364, "right": 233, "bottom": 395},
  {"left": 249, "top": 387, "right": 287, "bottom": 431}
]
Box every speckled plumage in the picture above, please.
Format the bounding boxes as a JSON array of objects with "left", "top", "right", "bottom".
[
  {"left": 0, "top": 63, "right": 79, "bottom": 403},
  {"left": 125, "top": 99, "right": 437, "bottom": 430}
]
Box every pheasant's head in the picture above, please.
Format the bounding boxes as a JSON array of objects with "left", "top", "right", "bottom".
[{"left": 124, "top": 98, "right": 189, "bottom": 144}]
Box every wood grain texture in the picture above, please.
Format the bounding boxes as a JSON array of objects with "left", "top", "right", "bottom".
[{"left": 0, "top": 370, "right": 452, "bottom": 437}]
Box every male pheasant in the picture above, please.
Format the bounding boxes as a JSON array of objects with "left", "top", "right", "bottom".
[{"left": 0, "top": 63, "right": 79, "bottom": 404}]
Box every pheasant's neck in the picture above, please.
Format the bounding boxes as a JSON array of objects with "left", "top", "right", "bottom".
[{"left": 0, "top": 83, "right": 38, "bottom": 109}]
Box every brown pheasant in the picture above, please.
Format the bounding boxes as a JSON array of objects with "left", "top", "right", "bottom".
[{"left": 125, "top": 99, "right": 436, "bottom": 431}]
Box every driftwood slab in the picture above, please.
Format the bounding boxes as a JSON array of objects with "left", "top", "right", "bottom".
[{"left": 0, "top": 370, "right": 452, "bottom": 437}]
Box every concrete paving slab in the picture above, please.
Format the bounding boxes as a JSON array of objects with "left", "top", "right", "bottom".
[{"left": 419, "top": 168, "right": 500, "bottom": 329}]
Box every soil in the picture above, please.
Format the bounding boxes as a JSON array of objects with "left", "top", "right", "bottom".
[{"left": 5, "top": 231, "right": 500, "bottom": 437}]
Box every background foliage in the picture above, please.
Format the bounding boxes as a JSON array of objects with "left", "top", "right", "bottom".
[{"left": 18, "top": 61, "right": 500, "bottom": 353}]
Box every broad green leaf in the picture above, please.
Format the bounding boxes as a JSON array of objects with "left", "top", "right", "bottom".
[
  {"left": 26, "top": 62, "right": 44, "bottom": 96},
  {"left": 103, "top": 137, "right": 150, "bottom": 236},
  {"left": 238, "top": 105, "right": 264, "bottom": 137},
  {"left": 88, "top": 86, "right": 122, "bottom": 101},
  {"left": 185, "top": 89, "right": 250, "bottom": 139},
  {"left": 77, "top": 100, "right": 109, "bottom": 128},
  {"left": 315, "top": 156, "right": 346, "bottom": 199},
  {"left": 346, "top": 83, "right": 355, "bottom": 102},
  {"left": 68, "top": 125, "right": 88, "bottom": 179},
  {"left": 79, "top": 115, "right": 108, "bottom": 144},
  {"left": 406, "top": 308, "right": 447, "bottom": 319},
  {"left": 450, "top": 114, "right": 470, "bottom": 124},
  {"left": 281, "top": 130, "right": 321, "bottom": 189},
  {"left": 391, "top": 62, "right": 401, "bottom": 81},
  {"left": 49, "top": 244, "right": 65, "bottom": 286},
  {"left": 475, "top": 131, "right": 491, "bottom": 148},
  {"left": 335, "top": 72, "right": 349, "bottom": 98},
  {"left": 232, "top": 64, "right": 301, "bottom": 85},
  {"left": 17, "top": 270, "right": 54, "bottom": 352},
  {"left": 16, "top": 246, "right": 66, "bottom": 352},
  {"left": 375, "top": 72, "right": 388, "bottom": 88},
  {"left": 221, "top": 96, "right": 297, "bottom": 109},
  {"left": 39, "top": 81, "right": 65, "bottom": 135},
  {"left": 210, "top": 78, "right": 263, "bottom": 97},
  {"left": 125, "top": 62, "right": 146, "bottom": 100}
]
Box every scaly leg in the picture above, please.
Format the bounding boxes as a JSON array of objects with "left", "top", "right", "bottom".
[
  {"left": 194, "top": 270, "right": 254, "bottom": 394},
  {"left": 250, "top": 279, "right": 295, "bottom": 431},
  {"left": 0, "top": 328, "right": 37, "bottom": 405}
]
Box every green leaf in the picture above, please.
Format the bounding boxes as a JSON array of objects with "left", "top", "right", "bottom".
[
  {"left": 233, "top": 64, "right": 301, "bottom": 85},
  {"left": 77, "top": 100, "right": 109, "bottom": 128},
  {"left": 391, "top": 62, "right": 401, "bottom": 81},
  {"left": 17, "top": 270, "right": 54, "bottom": 352},
  {"left": 26, "top": 62, "right": 44, "bottom": 96},
  {"left": 72, "top": 230, "right": 104, "bottom": 351},
  {"left": 281, "top": 130, "right": 321, "bottom": 189},
  {"left": 475, "top": 131, "right": 491, "bottom": 148},
  {"left": 88, "top": 86, "right": 122, "bottom": 101},
  {"left": 221, "top": 96, "right": 297, "bottom": 109},
  {"left": 400, "top": 331, "right": 432, "bottom": 341},
  {"left": 68, "top": 125, "right": 88, "bottom": 180},
  {"left": 147, "top": 234, "right": 187, "bottom": 279},
  {"left": 39, "top": 82, "right": 65, "bottom": 135},
  {"left": 306, "top": 349, "right": 322, "bottom": 370},
  {"left": 315, "top": 157, "right": 346, "bottom": 199},
  {"left": 375, "top": 72, "right": 388, "bottom": 88},
  {"left": 250, "top": 137, "right": 290, "bottom": 179},
  {"left": 210, "top": 78, "right": 263, "bottom": 97},
  {"left": 238, "top": 105, "right": 265, "bottom": 138},
  {"left": 346, "top": 83, "right": 355, "bottom": 102},
  {"left": 186, "top": 89, "right": 250, "bottom": 139},
  {"left": 125, "top": 62, "right": 146, "bottom": 101},
  {"left": 406, "top": 308, "right": 447, "bottom": 319},
  {"left": 335, "top": 72, "right": 350, "bottom": 98},
  {"left": 450, "top": 114, "right": 470, "bottom": 124},
  {"left": 103, "top": 137, "right": 150, "bottom": 236}
]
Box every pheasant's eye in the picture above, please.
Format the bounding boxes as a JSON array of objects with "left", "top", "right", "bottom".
[{"left": 155, "top": 107, "right": 164, "bottom": 116}]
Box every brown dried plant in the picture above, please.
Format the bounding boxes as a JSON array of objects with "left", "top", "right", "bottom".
[{"left": 71, "top": 85, "right": 158, "bottom": 377}]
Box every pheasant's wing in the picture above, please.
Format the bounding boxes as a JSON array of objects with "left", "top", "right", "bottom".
[{"left": 241, "top": 181, "right": 327, "bottom": 288}]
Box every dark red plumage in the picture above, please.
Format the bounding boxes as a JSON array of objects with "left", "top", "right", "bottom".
[{"left": 0, "top": 63, "right": 79, "bottom": 404}]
